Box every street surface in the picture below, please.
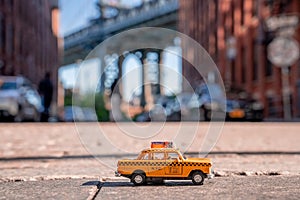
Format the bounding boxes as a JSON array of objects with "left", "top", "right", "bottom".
[
  {"left": 97, "top": 176, "right": 300, "bottom": 200},
  {"left": 0, "top": 122, "right": 299, "bottom": 199}
]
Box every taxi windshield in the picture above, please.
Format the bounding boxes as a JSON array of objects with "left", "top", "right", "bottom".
[
  {"left": 137, "top": 152, "right": 149, "bottom": 160},
  {"left": 166, "top": 152, "right": 180, "bottom": 160}
]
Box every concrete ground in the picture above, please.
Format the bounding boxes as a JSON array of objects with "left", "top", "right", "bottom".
[
  {"left": 97, "top": 175, "right": 300, "bottom": 200},
  {"left": 0, "top": 122, "right": 299, "bottom": 199}
]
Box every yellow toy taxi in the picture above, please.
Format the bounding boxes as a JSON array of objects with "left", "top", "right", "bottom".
[{"left": 115, "top": 141, "right": 214, "bottom": 185}]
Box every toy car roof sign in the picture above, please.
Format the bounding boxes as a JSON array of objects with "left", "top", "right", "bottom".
[{"left": 151, "top": 141, "right": 174, "bottom": 148}]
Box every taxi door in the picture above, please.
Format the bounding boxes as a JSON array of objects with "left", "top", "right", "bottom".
[
  {"left": 147, "top": 152, "right": 166, "bottom": 177},
  {"left": 165, "top": 152, "right": 183, "bottom": 176}
]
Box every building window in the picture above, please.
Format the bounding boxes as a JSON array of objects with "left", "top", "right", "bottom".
[
  {"left": 214, "top": 0, "right": 218, "bottom": 59},
  {"left": 6, "top": 24, "right": 14, "bottom": 56},
  {"left": 231, "top": 1, "right": 234, "bottom": 34},
  {"left": 0, "top": 14, "right": 4, "bottom": 52},
  {"left": 242, "top": 46, "right": 246, "bottom": 83},
  {"left": 19, "top": 34, "right": 23, "bottom": 55},
  {"left": 10, "top": 0, "right": 14, "bottom": 8},
  {"left": 267, "top": 96, "right": 277, "bottom": 117},
  {"left": 297, "top": 80, "right": 300, "bottom": 117},
  {"left": 231, "top": 62, "right": 236, "bottom": 84},
  {"left": 252, "top": 42, "right": 258, "bottom": 81},
  {"left": 265, "top": 59, "right": 273, "bottom": 77},
  {"left": 265, "top": 45, "right": 273, "bottom": 77},
  {"left": 252, "top": 0, "right": 258, "bottom": 17},
  {"left": 298, "top": 62, "right": 300, "bottom": 79},
  {"left": 241, "top": 0, "right": 244, "bottom": 26}
]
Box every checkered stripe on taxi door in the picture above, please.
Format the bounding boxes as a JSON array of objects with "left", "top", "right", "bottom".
[
  {"left": 119, "top": 161, "right": 211, "bottom": 167},
  {"left": 119, "top": 162, "right": 166, "bottom": 166},
  {"left": 168, "top": 162, "right": 211, "bottom": 167}
]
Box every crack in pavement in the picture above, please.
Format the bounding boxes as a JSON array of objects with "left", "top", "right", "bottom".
[
  {"left": 85, "top": 181, "right": 103, "bottom": 200},
  {"left": 0, "top": 175, "right": 99, "bottom": 183}
]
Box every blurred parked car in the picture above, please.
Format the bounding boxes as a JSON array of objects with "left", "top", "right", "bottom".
[
  {"left": 196, "top": 83, "right": 227, "bottom": 121},
  {"left": 135, "top": 96, "right": 181, "bottom": 122},
  {"left": 196, "top": 83, "right": 264, "bottom": 121},
  {"left": 234, "top": 99, "right": 264, "bottom": 122},
  {"left": 64, "top": 106, "right": 98, "bottom": 122},
  {"left": 176, "top": 93, "right": 201, "bottom": 121},
  {"left": 0, "top": 76, "right": 42, "bottom": 122}
]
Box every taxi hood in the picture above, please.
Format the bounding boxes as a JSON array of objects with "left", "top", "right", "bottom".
[{"left": 185, "top": 157, "right": 211, "bottom": 163}]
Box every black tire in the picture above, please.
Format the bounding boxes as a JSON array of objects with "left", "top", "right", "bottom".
[
  {"left": 131, "top": 173, "right": 146, "bottom": 186},
  {"left": 33, "top": 112, "right": 41, "bottom": 122},
  {"left": 191, "top": 171, "right": 205, "bottom": 185},
  {"left": 254, "top": 112, "right": 264, "bottom": 122},
  {"left": 204, "top": 109, "right": 211, "bottom": 121},
  {"left": 14, "top": 105, "right": 24, "bottom": 122},
  {"left": 200, "top": 107, "right": 210, "bottom": 121},
  {"left": 199, "top": 108, "right": 205, "bottom": 121}
]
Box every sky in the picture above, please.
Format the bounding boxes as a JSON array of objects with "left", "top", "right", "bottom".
[
  {"left": 59, "top": 0, "right": 145, "bottom": 36},
  {"left": 58, "top": 0, "right": 182, "bottom": 95},
  {"left": 59, "top": 0, "right": 99, "bottom": 36},
  {"left": 59, "top": 0, "right": 99, "bottom": 88},
  {"left": 58, "top": 0, "right": 143, "bottom": 88}
]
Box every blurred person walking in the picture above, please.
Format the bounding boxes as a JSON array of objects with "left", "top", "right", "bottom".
[{"left": 39, "top": 72, "right": 53, "bottom": 122}]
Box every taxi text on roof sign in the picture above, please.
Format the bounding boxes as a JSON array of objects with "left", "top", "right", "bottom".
[{"left": 151, "top": 141, "right": 174, "bottom": 148}]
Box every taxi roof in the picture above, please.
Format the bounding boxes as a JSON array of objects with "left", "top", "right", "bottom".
[{"left": 141, "top": 148, "right": 180, "bottom": 153}]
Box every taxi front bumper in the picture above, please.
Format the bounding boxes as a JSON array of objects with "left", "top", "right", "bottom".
[
  {"left": 207, "top": 173, "right": 214, "bottom": 179},
  {"left": 115, "top": 171, "right": 121, "bottom": 177}
]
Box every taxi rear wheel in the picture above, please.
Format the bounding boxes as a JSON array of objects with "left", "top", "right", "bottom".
[
  {"left": 191, "top": 171, "right": 205, "bottom": 185},
  {"left": 131, "top": 173, "right": 146, "bottom": 186}
]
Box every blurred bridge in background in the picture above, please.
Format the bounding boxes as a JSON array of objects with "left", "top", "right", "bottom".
[
  {"left": 63, "top": 0, "right": 179, "bottom": 65},
  {"left": 63, "top": 0, "right": 182, "bottom": 121}
]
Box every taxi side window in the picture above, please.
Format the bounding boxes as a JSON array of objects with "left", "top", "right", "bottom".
[
  {"left": 139, "top": 153, "right": 150, "bottom": 160},
  {"left": 167, "top": 152, "right": 179, "bottom": 160},
  {"left": 153, "top": 152, "right": 165, "bottom": 160},
  {"left": 143, "top": 153, "right": 149, "bottom": 160}
]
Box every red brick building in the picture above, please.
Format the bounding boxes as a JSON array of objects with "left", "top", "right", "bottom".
[
  {"left": 179, "top": 0, "right": 300, "bottom": 118},
  {"left": 0, "top": 0, "right": 61, "bottom": 103}
]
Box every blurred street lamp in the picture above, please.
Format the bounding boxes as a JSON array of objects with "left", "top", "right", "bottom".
[
  {"left": 266, "top": 14, "right": 300, "bottom": 120},
  {"left": 225, "top": 36, "right": 237, "bottom": 90},
  {"left": 267, "top": 37, "right": 299, "bottom": 120}
]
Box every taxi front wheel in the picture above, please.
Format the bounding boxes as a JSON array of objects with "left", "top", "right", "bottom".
[
  {"left": 191, "top": 171, "right": 205, "bottom": 185},
  {"left": 131, "top": 173, "right": 146, "bottom": 186}
]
